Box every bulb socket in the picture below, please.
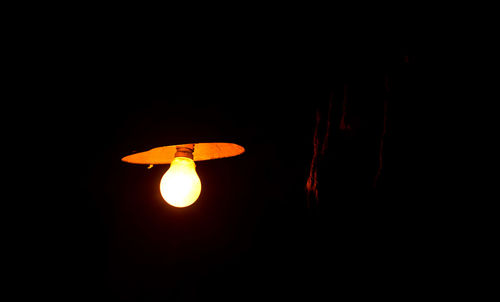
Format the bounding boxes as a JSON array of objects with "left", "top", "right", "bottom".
[{"left": 174, "top": 144, "right": 195, "bottom": 159}]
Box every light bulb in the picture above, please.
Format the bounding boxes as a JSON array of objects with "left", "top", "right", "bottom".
[{"left": 160, "top": 156, "right": 201, "bottom": 207}]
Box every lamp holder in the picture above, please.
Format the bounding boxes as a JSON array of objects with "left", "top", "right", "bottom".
[{"left": 174, "top": 144, "right": 195, "bottom": 159}]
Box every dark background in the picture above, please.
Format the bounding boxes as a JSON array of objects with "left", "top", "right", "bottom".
[{"left": 25, "top": 44, "right": 438, "bottom": 300}]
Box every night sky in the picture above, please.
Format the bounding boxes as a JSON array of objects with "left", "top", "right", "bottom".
[{"left": 28, "top": 45, "right": 434, "bottom": 300}]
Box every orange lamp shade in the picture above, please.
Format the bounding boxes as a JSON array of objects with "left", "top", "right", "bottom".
[{"left": 121, "top": 142, "right": 245, "bottom": 165}]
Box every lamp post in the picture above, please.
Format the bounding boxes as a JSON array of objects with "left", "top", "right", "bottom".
[{"left": 122, "top": 142, "right": 245, "bottom": 207}]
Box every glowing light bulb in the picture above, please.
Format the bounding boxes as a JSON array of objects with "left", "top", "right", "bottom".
[{"left": 160, "top": 157, "right": 201, "bottom": 207}]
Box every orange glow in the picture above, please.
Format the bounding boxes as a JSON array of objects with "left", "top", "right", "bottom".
[{"left": 160, "top": 157, "right": 201, "bottom": 207}]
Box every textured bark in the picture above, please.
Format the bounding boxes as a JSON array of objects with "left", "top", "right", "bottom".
[
  {"left": 306, "top": 95, "right": 333, "bottom": 205},
  {"left": 306, "top": 109, "right": 321, "bottom": 205}
]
